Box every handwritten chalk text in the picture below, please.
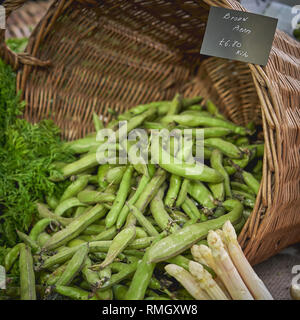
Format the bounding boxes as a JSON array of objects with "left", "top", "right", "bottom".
[
  {"left": 232, "top": 25, "right": 251, "bottom": 34},
  {"left": 223, "top": 12, "right": 248, "bottom": 22}
]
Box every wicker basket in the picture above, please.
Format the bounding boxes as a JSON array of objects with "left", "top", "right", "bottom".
[{"left": 1, "top": 0, "right": 300, "bottom": 265}]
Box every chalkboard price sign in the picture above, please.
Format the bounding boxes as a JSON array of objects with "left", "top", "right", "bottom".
[{"left": 200, "top": 7, "right": 278, "bottom": 66}]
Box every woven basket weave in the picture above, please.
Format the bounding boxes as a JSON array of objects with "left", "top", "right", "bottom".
[{"left": 1, "top": 0, "right": 300, "bottom": 265}]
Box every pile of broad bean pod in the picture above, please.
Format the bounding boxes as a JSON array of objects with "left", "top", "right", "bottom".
[{"left": 3, "top": 95, "right": 265, "bottom": 300}]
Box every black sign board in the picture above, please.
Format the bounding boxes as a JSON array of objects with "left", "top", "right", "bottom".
[{"left": 200, "top": 6, "right": 278, "bottom": 66}]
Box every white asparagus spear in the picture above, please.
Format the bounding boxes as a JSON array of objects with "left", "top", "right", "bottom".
[
  {"left": 192, "top": 244, "right": 217, "bottom": 270},
  {"left": 215, "top": 229, "right": 227, "bottom": 247},
  {"left": 222, "top": 221, "right": 273, "bottom": 300},
  {"left": 192, "top": 244, "right": 231, "bottom": 299},
  {"left": 191, "top": 244, "right": 207, "bottom": 265},
  {"left": 165, "top": 264, "right": 211, "bottom": 300},
  {"left": 207, "top": 230, "right": 254, "bottom": 300},
  {"left": 189, "top": 261, "right": 229, "bottom": 300}
]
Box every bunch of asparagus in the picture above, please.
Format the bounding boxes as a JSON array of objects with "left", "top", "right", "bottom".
[{"left": 165, "top": 220, "right": 273, "bottom": 300}]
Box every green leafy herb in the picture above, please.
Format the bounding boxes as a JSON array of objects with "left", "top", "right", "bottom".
[{"left": 0, "top": 59, "right": 74, "bottom": 247}]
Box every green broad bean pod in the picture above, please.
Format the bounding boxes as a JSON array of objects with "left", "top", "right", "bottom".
[
  {"left": 166, "top": 254, "right": 191, "bottom": 271},
  {"left": 151, "top": 137, "right": 224, "bottom": 183},
  {"left": 5, "top": 243, "right": 22, "bottom": 271},
  {"left": 42, "top": 204, "right": 107, "bottom": 250},
  {"left": 46, "top": 263, "right": 68, "bottom": 286},
  {"left": 93, "top": 226, "right": 136, "bottom": 270},
  {"left": 160, "top": 114, "right": 248, "bottom": 135},
  {"left": 93, "top": 112, "right": 104, "bottom": 132},
  {"left": 16, "top": 231, "right": 40, "bottom": 254},
  {"left": 81, "top": 226, "right": 117, "bottom": 242},
  {"left": 128, "top": 204, "right": 159, "bottom": 237},
  {"left": 63, "top": 137, "right": 102, "bottom": 154},
  {"left": 60, "top": 175, "right": 90, "bottom": 202},
  {"left": 133, "top": 168, "right": 167, "bottom": 214},
  {"left": 181, "top": 96, "right": 203, "bottom": 108},
  {"left": 166, "top": 93, "right": 182, "bottom": 116},
  {"left": 82, "top": 256, "right": 101, "bottom": 287},
  {"left": 29, "top": 218, "right": 54, "bottom": 241},
  {"left": 77, "top": 190, "right": 115, "bottom": 204},
  {"left": 176, "top": 178, "right": 190, "bottom": 207},
  {"left": 187, "top": 104, "right": 203, "bottom": 111},
  {"left": 208, "top": 181, "right": 225, "bottom": 202},
  {"left": 98, "top": 164, "right": 113, "bottom": 189},
  {"left": 245, "top": 144, "right": 264, "bottom": 158},
  {"left": 113, "top": 285, "right": 128, "bottom": 300},
  {"left": 125, "top": 235, "right": 165, "bottom": 300},
  {"left": 56, "top": 244, "right": 89, "bottom": 286},
  {"left": 105, "top": 166, "right": 127, "bottom": 185},
  {"left": 164, "top": 174, "right": 182, "bottom": 208},
  {"left": 19, "top": 244, "right": 36, "bottom": 300},
  {"left": 231, "top": 181, "right": 255, "bottom": 195},
  {"left": 116, "top": 108, "right": 157, "bottom": 140},
  {"left": 81, "top": 224, "right": 105, "bottom": 235},
  {"left": 210, "top": 149, "right": 232, "bottom": 198},
  {"left": 55, "top": 285, "right": 91, "bottom": 300},
  {"left": 59, "top": 153, "right": 99, "bottom": 179},
  {"left": 46, "top": 195, "right": 59, "bottom": 210},
  {"left": 187, "top": 181, "right": 216, "bottom": 209},
  {"left": 206, "top": 100, "right": 225, "bottom": 119},
  {"left": 150, "top": 187, "right": 180, "bottom": 233},
  {"left": 147, "top": 199, "right": 243, "bottom": 263},
  {"left": 182, "top": 197, "right": 202, "bottom": 220},
  {"left": 135, "top": 227, "right": 148, "bottom": 239},
  {"left": 116, "top": 166, "right": 155, "bottom": 229},
  {"left": 105, "top": 166, "right": 134, "bottom": 228},
  {"left": 54, "top": 197, "right": 87, "bottom": 216},
  {"left": 204, "top": 138, "right": 243, "bottom": 159},
  {"left": 170, "top": 210, "right": 189, "bottom": 224},
  {"left": 37, "top": 233, "right": 51, "bottom": 247},
  {"left": 37, "top": 203, "right": 73, "bottom": 226},
  {"left": 96, "top": 260, "right": 140, "bottom": 291},
  {"left": 242, "top": 171, "right": 260, "bottom": 195}
]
